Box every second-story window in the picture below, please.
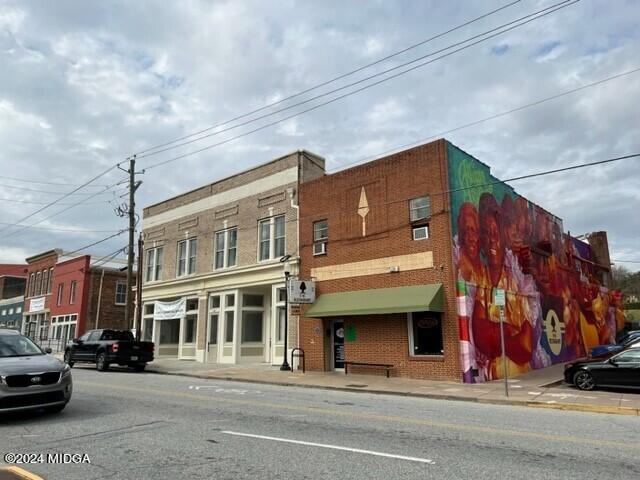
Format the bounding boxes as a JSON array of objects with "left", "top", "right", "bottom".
[
  {"left": 177, "top": 238, "right": 197, "bottom": 277},
  {"left": 145, "top": 247, "right": 164, "bottom": 282},
  {"left": 42, "top": 270, "right": 49, "bottom": 296},
  {"left": 47, "top": 268, "right": 53, "bottom": 293},
  {"left": 115, "top": 281, "right": 127, "bottom": 305},
  {"left": 214, "top": 227, "right": 237, "bottom": 270},
  {"left": 409, "top": 196, "right": 430, "bottom": 222},
  {"left": 56, "top": 283, "right": 64, "bottom": 306},
  {"left": 28, "top": 273, "right": 35, "bottom": 297},
  {"left": 35, "top": 271, "right": 42, "bottom": 296},
  {"left": 258, "top": 215, "right": 285, "bottom": 261},
  {"left": 69, "top": 281, "right": 77, "bottom": 304},
  {"left": 313, "top": 219, "right": 328, "bottom": 256}
]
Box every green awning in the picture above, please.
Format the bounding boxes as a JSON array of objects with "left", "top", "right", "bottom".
[{"left": 305, "top": 284, "right": 444, "bottom": 317}]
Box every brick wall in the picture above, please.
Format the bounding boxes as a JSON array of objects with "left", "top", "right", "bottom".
[
  {"left": 84, "top": 269, "right": 134, "bottom": 333},
  {"left": 298, "top": 139, "right": 461, "bottom": 380}
]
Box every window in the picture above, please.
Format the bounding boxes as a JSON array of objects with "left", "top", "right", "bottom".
[
  {"left": 409, "top": 196, "right": 430, "bottom": 222},
  {"left": 225, "top": 311, "right": 234, "bottom": 343},
  {"left": 614, "top": 350, "right": 640, "bottom": 363},
  {"left": 214, "top": 227, "right": 237, "bottom": 269},
  {"left": 276, "top": 307, "right": 285, "bottom": 343},
  {"left": 42, "top": 270, "right": 49, "bottom": 296},
  {"left": 145, "top": 247, "right": 164, "bottom": 282},
  {"left": 8, "top": 308, "right": 13, "bottom": 315},
  {"left": 1, "top": 310, "right": 5, "bottom": 316},
  {"left": 88, "top": 331, "right": 102, "bottom": 342},
  {"left": 69, "top": 280, "right": 77, "bottom": 304},
  {"left": 241, "top": 311, "right": 263, "bottom": 342},
  {"left": 412, "top": 225, "right": 429, "bottom": 241},
  {"left": 185, "top": 315, "right": 196, "bottom": 343},
  {"left": 29, "top": 273, "right": 35, "bottom": 297},
  {"left": 409, "top": 312, "right": 443, "bottom": 356},
  {"left": 208, "top": 295, "right": 220, "bottom": 346},
  {"left": 313, "top": 220, "right": 328, "bottom": 255},
  {"left": 258, "top": 215, "right": 285, "bottom": 261},
  {"left": 35, "top": 272, "right": 42, "bottom": 296},
  {"left": 56, "top": 283, "right": 64, "bottom": 306},
  {"left": 16, "top": 307, "right": 21, "bottom": 314},
  {"left": 242, "top": 294, "right": 263, "bottom": 307},
  {"left": 48, "top": 268, "right": 53, "bottom": 293},
  {"left": 177, "top": 238, "right": 197, "bottom": 277},
  {"left": 115, "top": 281, "right": 127, "bottom": 305}
]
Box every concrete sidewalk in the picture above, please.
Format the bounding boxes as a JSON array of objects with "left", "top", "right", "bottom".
[{"left": 144, "top": 358, "right": 640, "bottom": 416}]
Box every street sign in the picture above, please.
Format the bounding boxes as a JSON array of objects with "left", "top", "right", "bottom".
[
  {"left": 288, "top": 280, "right": 316, "bottom": 304},
  {"left": 494, "top": 288, "right": 505, "bottom": 306},
  {"left": 289, "top": 304, "right": 302, "bottom": 316}
]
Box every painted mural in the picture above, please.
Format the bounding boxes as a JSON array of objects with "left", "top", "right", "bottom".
[{"left": 447, "top": 143, "right": 625, "bottom": 383}]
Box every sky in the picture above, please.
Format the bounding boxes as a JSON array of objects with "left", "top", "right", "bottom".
[{"left": 0, "top": 0, "right": 638, "bottom": 269}]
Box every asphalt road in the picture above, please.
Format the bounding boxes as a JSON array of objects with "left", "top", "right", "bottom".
[{"left": 1, "top": 366, "right": 640, "bottom": 480}]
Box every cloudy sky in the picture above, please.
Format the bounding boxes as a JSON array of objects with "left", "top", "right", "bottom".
[{"left": 0, "top": 0, "right": 638, "bottom": 269}]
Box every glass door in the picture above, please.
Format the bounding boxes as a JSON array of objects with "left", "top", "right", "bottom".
[{"left": 332, "top": 319, "right": 345, "bottom": 370}]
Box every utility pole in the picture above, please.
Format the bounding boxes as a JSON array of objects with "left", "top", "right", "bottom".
[
  {"left": 124, "top": 156, "right": 136, "bottom": 331},
  {"left": 118, "top": 155, "right": 143, "bottom": 332},
  {"left": 135, "top": 233, "right": 144, "bottom": 341}
]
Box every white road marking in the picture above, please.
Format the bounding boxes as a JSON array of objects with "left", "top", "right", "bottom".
[
  {"left": 528, "top": 391, "right": 542, "bottom": 395},
  {"left": 221, "top": 431, "right": 435, "bottom": 464},
  {"left": 188, "top": 385, "right": 261, "bottom": 395}
]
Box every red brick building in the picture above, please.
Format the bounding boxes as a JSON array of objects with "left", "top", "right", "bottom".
[
  {"left": 299, "top": 139, "right": 621, "bottom": 381},
  {"left": 22, "top": 249, "right": 134, "bottom": 346}
]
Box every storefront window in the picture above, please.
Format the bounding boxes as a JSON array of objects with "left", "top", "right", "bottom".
[
  {"left": 160, "top": 319, "right": 180, "bottom": 344},
  {"left": 409, "top": 312, "right": 443, "bottom": 356},
  {"left": 241, "top": 311, "right": 263, "bottom": 342}
]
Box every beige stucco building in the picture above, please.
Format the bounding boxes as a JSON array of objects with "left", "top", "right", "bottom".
[{"left": 140, "top": 151, "right": 325, "bottom": 364}]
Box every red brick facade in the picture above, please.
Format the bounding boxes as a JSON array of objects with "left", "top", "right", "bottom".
[{"left": 299, "top": 139, "right": 461, "bottom": 380}]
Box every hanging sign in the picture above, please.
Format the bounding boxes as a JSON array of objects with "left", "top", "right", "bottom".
[
  {"left": 493, "top": 288, "right": 505, "bottom": 307},
  {"left": 153, "top": 298, "right": 186, "bottom": 320},
  {"left": 288, "top": 280, "right": 316, "bottom": 304}
]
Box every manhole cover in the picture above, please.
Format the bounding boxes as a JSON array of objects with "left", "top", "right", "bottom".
[{"left": 346, "top": 383, "right": 368, "bottom": 388}]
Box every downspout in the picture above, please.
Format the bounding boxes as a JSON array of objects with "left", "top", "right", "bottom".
[
  {"left": 95, "top": 269, "right": 105, "bottom": 329},
  {"left": 290, "top": 151, "right": 302, "bottom": 353}
]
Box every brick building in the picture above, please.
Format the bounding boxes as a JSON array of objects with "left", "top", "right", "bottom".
[
  {"left": 299, "top": 139, "right": 622, "bottom": 382},
  {"left": 0, "top": 264, "right": 27, "bottom": 330},
  {"left": 22, "top": 249, "right": 133, "bottom": 346},
  {"left": 140, "top": 150, "right": 325, "bottom": 363}
]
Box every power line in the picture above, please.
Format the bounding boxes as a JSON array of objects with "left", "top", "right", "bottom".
[
  {"left": 140, "top": 0, "right": 577, "bottom": 165},
  {"left": 0, "top": 221, "right": 121, "bottom": 234},
  {"left": 330, "top": 66, "right": 640, "bottom": 172},
  {"left": 0, "top": 174, "right": 111, "bottom": 188},
  {"left": 62, "top": 230, "right": 128, "bottom": 258},
  {"left": 90, "top": 246, "right": 127, "bottom": 268},
  {"left": 0, "top": 176, "right": 127, "bottom": 240},
  {"left": 612, "top": 259, "right": 640, "bottom": 264},
  {"left": 0, "top": 182, "right": 126, "bottom": 195},
  {"left": 142, "top": 0, "right": 578, "bottom": 171},
  {"left": 134, "top": 0, "right": 523, "bottom": 157},
  {"left": 0, "top": 197, "right": 113, "bottom": 206}
]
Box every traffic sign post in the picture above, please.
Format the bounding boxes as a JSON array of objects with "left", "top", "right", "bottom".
[
  {"left": 494, "top": 288, "right": 509, "bottom": 397},
  {"left": 288, "top": 280, "right": 316, "bottom": 304}
]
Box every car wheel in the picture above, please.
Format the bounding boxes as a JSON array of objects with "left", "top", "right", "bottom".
[
  {"left": 63, "top": 350, "right": 74, "bottom": 367},
  {"left": 573, "top": 370, "right": 595, "bottom": 391},
  {"left": 45, "top": 404, "right": 66, "bottom": 414},
  {"left": 96, "top": 353, "right": 109, "bottom": 372},
  {"left": 132, "top": 363, "right": 146, "bottom": 372}
]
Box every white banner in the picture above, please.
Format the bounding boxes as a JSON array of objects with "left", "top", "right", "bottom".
[
  {"left": 29, "top": 296, "right": 45, "bottom": 312},
  {"left": 153, "top": 298, "right": 186, "bottom": 321}
]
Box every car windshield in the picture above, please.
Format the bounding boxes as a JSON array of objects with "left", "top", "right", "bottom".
[{"left": 0, "top": 334, "right": 44, "bottom": 358}]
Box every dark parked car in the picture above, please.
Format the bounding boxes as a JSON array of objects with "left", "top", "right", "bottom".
[
  {"left": 564, "top": 347, "right": 640, "bottom": 391},
  {"left": 64, "top": 329, "right": 154, "bottom": 372},
  {"left": 590, "top": 331, "right": 640, "bottom": 357},
  {"left": 0, "top": 329, "right": 72, "bottom": 413}
]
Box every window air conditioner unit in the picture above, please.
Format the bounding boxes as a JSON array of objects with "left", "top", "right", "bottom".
[{"left": 313, "top": 242, "right": 327, "bottom": 255}]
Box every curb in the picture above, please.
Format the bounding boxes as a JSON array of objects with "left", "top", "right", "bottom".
[{"left": 144, "top": 367, "right": 639, "bottom": 416}]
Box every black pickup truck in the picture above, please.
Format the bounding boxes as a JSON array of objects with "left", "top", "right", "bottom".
[{"left": 64, "top": 329, "right": 154, "bottom": 372}]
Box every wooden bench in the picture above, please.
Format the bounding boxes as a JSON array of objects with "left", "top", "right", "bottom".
[{"left": 344, "top": 361, "right": 394, "bottom": 378}]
